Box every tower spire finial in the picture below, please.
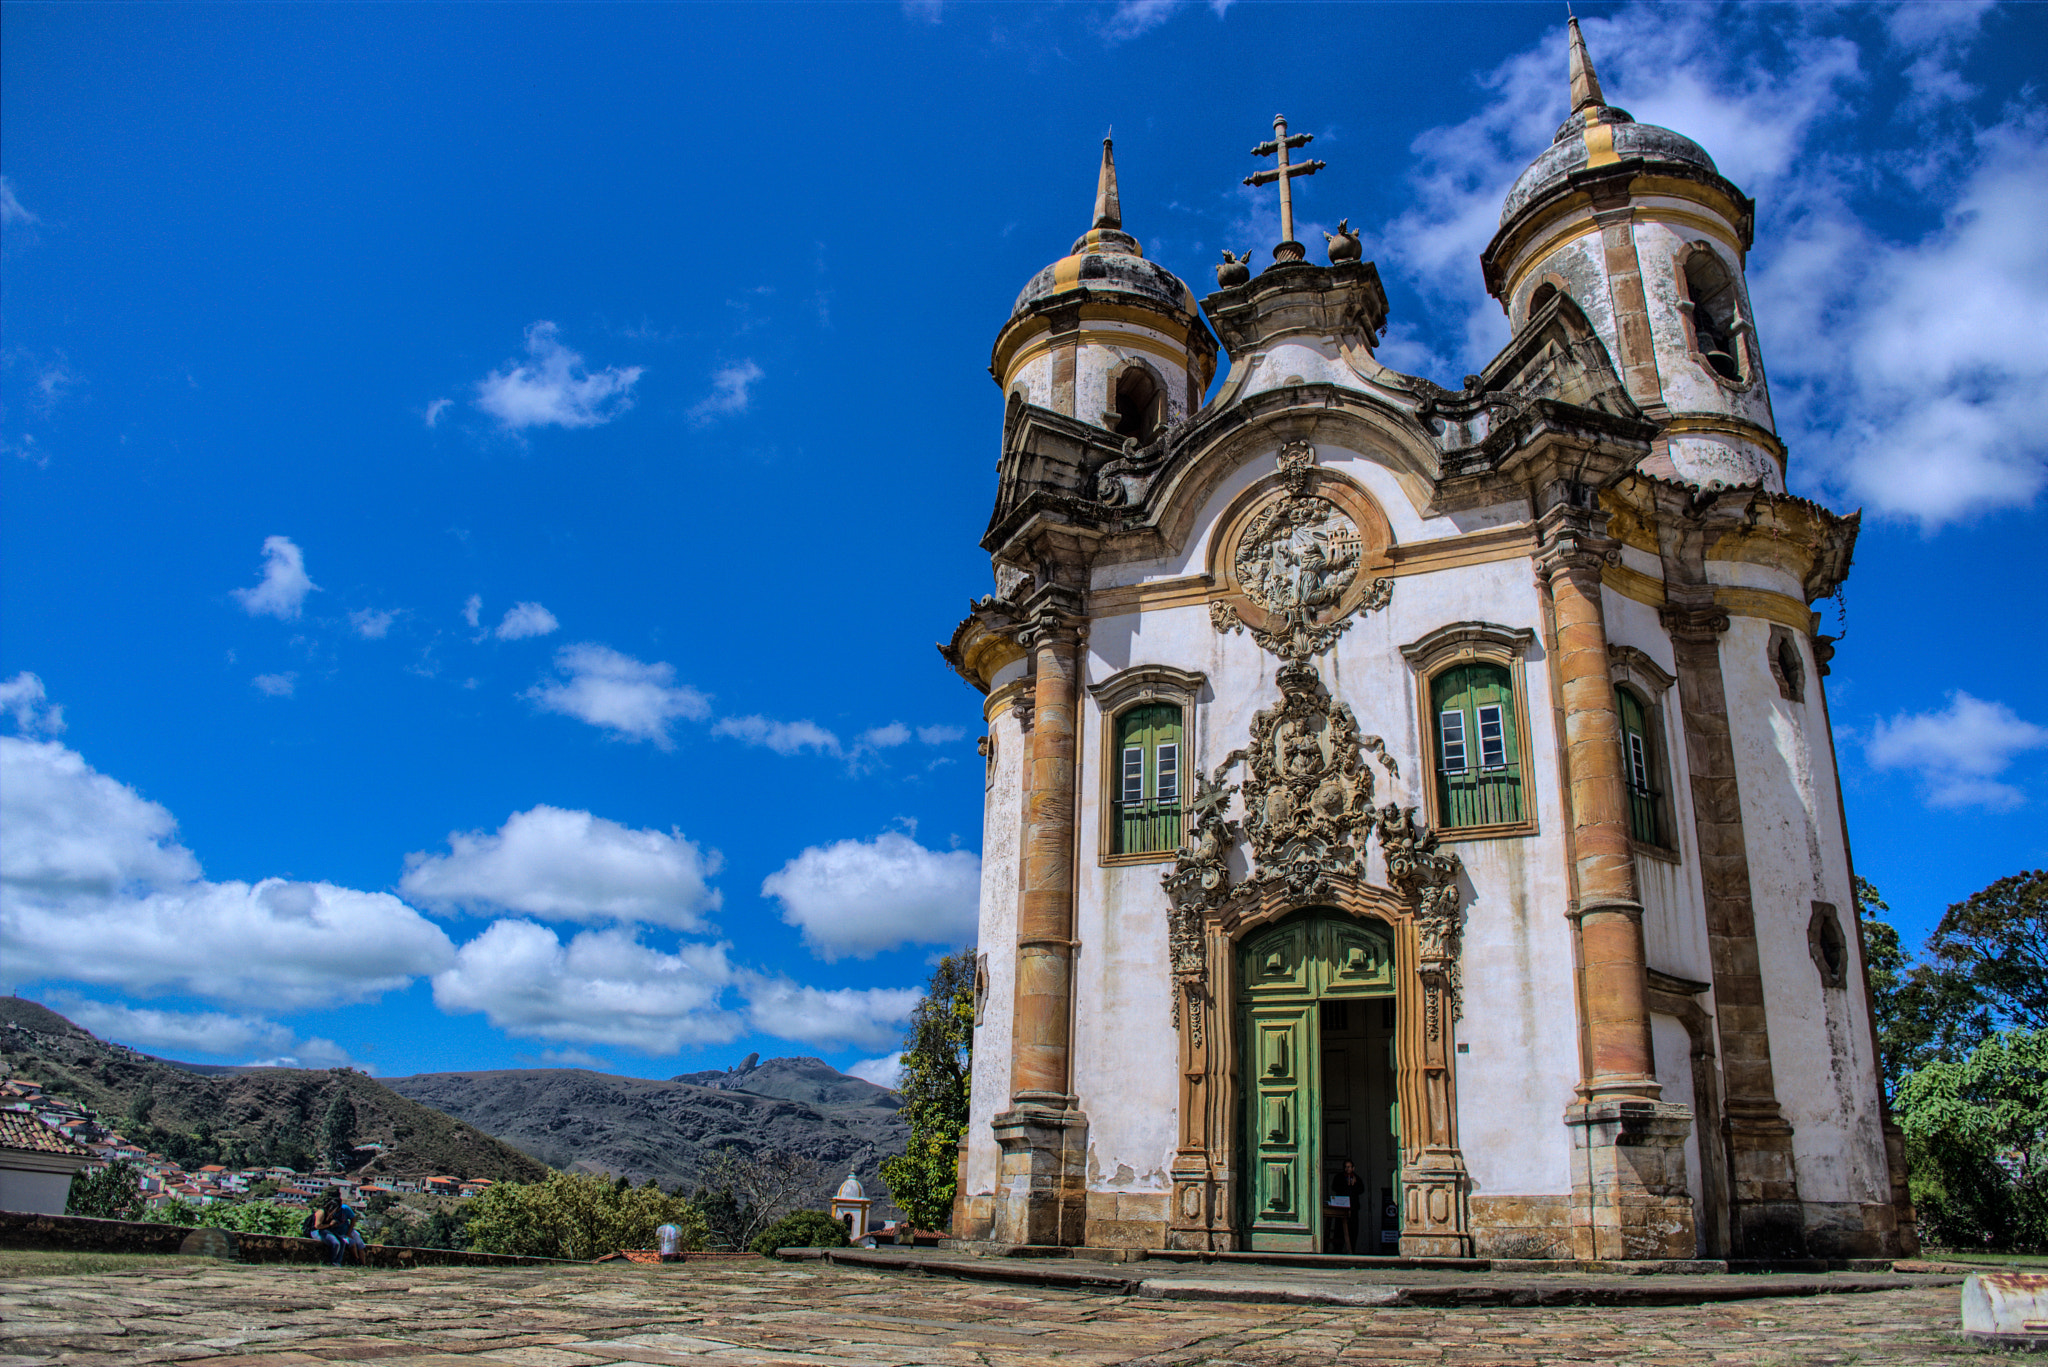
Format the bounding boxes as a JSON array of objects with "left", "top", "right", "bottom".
[
  {"left": 1567, "top": 16, "right": 1606, "bottom": 113},
  {"left": 1093, "top": 135, "right": 1121, "bottom": 231}
]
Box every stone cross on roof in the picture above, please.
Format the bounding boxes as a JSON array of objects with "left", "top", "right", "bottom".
[{"left": 1242, "top": 113, "right": 1326, "bottom": 263}]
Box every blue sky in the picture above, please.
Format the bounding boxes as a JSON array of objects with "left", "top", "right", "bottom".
[{"left": 4, "top": 1, "right": 2045, "bottom": 1085}]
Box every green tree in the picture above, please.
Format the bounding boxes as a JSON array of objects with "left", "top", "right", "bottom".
[
  {"left": 1894, "top": 1028, "right": 2048, "bottom": 1252},
  {"left": 66, "top": 1161, "right": 141, "bottom": 1220},
  {"left": 1857, "top": 878, "right": 1914, "bottom": 1099},
  {"left": 1923, "top": 871, "right": 2048, "bottom": 1039},
  {"left": 464, "top": 1172, "right": 708, "bottom": 1260},
  {"left": 124, "top": 1085, "right": 154, "bottom": 1129},
  {"left": 750, "top": 1209, "right": 850, "bottom": 1256},
  {"left": 320, "top": 1092, "right": 359, "bottom": 1169},
  {"left": 879, "top": 949, "right": 975, "bottom": 1232}
]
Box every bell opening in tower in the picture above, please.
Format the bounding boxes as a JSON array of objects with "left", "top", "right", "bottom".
[{"left": 1111, "top": 365, "right": 1164, "bottom": 443}]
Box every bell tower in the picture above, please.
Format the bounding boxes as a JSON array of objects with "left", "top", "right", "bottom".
[
  {"left": 1482, "top": 19, "right": 1782, "bottom": 494},
  {"left": 991, "top": 140, "right": 1217, "bottom": 442}
]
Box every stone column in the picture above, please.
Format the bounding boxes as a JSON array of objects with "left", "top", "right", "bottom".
[
  {"left": 991, "top": 595, "right": 1088, "bottom": 1247},
  {"left": 1538, "top": 506, "right": 1695, "bottom": 1260},
  {"left": 1661, "top": 597, "right": 1804, "bottom": 1257}
]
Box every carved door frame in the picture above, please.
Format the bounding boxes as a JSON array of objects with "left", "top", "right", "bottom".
[{"left": 1168, "top": 871, "right": 1471, "bottom": 1256}]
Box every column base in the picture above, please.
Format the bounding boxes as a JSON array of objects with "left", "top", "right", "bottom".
[
  {"left": 990, "top": 1107, "right": 1089, "bottom": 1248},
  {"left": 1400, "top": 1149, "right": 1472, "bottom": 1258},
  {"left": 1567, "top": 1099, "right": 1697, "bottom": 1261}
]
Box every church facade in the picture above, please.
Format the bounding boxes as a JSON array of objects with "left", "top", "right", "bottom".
[{"left": 941, "top": 23, "right": 1913, "bottom": 1261}]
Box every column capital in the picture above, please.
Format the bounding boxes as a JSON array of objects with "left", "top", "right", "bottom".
[
  {"left": 1533, "top": 506, "right": 1620, "bottom": 583},
  {"left": 1016, "top": 585, "right": 1085, "bottom": 650}
]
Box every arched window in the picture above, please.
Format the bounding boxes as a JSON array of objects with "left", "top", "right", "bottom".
[
  {"left": 1113, "top": 701, "right": 1183, "bottom": 855},
  {"left": 1431, "top": 664, "right": 1522, "bottom": 828},
  {"left": 1111, "top": 365, "right": 1164, "bottom": 443},
  {"left": 1616, "top": 687, "right": 1666, "bottom": 846},
  {"left": 1526, "top": 282, "right": 1560, "bottom": 324},
  {"left": 1682, "top": 250, "right": 1743, "bottom": 383},
  {"left": 1769, "top": 628, "right": 1806, "bottom": 704}
]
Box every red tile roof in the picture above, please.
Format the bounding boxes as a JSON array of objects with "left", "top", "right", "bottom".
[{"left": 0, "top": 1110, "right": 94, "bottom": 1158}]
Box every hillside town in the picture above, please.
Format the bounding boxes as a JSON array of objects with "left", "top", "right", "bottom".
[{"left": 0, "top": 1077, "right": 492, "bottom": 1212}]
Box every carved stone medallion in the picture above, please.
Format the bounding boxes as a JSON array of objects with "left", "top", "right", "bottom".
[{"left": 1211, "top": 442, "right": 1392, "bottom": 662}]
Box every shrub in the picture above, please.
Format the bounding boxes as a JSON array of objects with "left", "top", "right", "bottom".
[
  {"left": 750, "top": 1209, "right": 851, "bottom": 1256},
  {"left": 66, "top": 1161, "right": 141, "bottom": 1220},
  {"left": 464, "top": 1172, "right": 708, "bottom": 1261}
]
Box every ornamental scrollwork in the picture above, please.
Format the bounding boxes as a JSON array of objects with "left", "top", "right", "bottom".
[
  {"left": 1238, "top": 663, "right": 1385, "bottom": 903},
  {"left": 1376, "top": 801, "right": 1466, "bottom": 1024},
  {"left": 1162, "top": 755, "right": 1243, "bottom": 1045}
]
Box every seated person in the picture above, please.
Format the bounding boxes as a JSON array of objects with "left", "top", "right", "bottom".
[{"left": 310, "top": 1189, "right": 365, "bottom": 1267}]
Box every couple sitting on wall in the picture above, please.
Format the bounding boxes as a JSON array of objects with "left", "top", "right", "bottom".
[{"left": 303, "top": 1188, "right": 365, "bottom": 1266}]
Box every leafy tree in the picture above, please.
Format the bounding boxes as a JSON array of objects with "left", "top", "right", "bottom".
[
  {"left": 320, "top": 1092, "right": 358, "bottom": 1169},
  {"left": 1857, "top": 878, "right": 1913, "bottom": 1100},
  {"left": 879, "top": 949, "right": 974, "bottom": 1231},
  {"left": 66, "top": 1161, "right": 141, "bottom": 1220},
  {"left": 693, "top": 1185, "right": 755, "bottom": 1251},
  {"left": 124, "top": 1085, "right": 154, "bottom": 1129},
  {"left": 698, "top": 1147, "right": 829, "bottom": 1251},
  {"left": 750, "top": 1208, "right": 851, "bottom": 1256},
  {"left": 1923, "top": 871, "right": 2047, "bottom": 1038},
  {"left": 1894, "top": 1028, "right": 2048, "bottom": 1252},
  {"left": 464, "top": 1172, "right": 707, "bottom": 1260}
]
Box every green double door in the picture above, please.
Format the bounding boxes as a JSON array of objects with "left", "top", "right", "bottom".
[{"left": 1239, "top": 911, "right": 1401, "bottom": 1252}]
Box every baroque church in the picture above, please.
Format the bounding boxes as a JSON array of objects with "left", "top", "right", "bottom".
[{"left": 940, "top": 22, "right": 1912, "bottom": 1261}]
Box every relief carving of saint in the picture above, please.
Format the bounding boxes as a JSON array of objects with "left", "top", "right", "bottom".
[{"left": 1235, "top": 498, "right": 1363, "bottom": 617}]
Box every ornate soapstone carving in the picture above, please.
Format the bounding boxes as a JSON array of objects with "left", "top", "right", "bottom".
[
  {"left": 1210, "top": 441, "right": 1392, "bottom": 662},
  {"left": 1375, "top": 802, "right": 1467, "bottom": 1026},
  {"left": 1160, "top": 662, "right": 1415, "bottom": 1030}
]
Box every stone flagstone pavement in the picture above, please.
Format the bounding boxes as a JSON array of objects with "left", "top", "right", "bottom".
[{"left": 0, "top": 1258, "right": 2000, "bottom": 1365}]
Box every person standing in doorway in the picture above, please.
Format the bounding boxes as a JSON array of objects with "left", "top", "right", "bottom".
[{"left": 1328, "top": 1159, "right": 1366, "bottom": 1253}]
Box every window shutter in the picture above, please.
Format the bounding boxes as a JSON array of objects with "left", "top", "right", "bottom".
[
  {"left": 1432, "top": 664, "right": 1522, "bottom": 829},
  {"left": 1113, "top": 702, "right": 1185, "bottom": 856}
]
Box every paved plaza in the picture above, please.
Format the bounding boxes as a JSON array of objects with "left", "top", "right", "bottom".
[{"left": 0, "top": 1255, "right": 2002, "bottom": 1366}]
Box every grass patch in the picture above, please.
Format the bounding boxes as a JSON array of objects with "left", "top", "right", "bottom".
[
  {"left": 0, "top": 1248, "right": 197, "bottom": 1277},
  {"left": 1920, "top": 1250, "right": 2048, "bottom": 1268}
]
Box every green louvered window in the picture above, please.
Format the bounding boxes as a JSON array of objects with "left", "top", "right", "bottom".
[
  {"left": 1432, "top": 664, "right": 1522, "bottom": 829},
  {"left": 1617, "top": 687, "right": 1665, "bottom": 846},
  {"left": 1114, "top": 702, "right": 1184, "bottom": 855}
]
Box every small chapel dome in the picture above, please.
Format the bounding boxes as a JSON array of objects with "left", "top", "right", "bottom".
[
  {"left": 1010, "top": 139, "right": 1198, "bottom": 322},
  {"left": 1498, "top": 19, "right": 1721, "bottom": 229},
  {"left": 835, "top": 1171, "right": 865, "bottom": 1201}
]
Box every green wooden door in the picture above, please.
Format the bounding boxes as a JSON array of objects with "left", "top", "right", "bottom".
[{"left": 1240, "top": 914, "right": 1397, "bottom": 1252}]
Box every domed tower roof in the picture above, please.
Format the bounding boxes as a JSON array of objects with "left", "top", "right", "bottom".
[
  {"left": 1498, "top": 18, "right": 1726, "bottom": 228},
  {"left": 1009, "top": 139, "right": 1199, "bottom": 320},
  {"left": 835, "top": 1171, "right": 865, "bottom": 1201}
]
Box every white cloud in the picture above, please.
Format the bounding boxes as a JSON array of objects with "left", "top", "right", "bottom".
[
  {"left": 526, "top": 643, "right": 711, "bottom": 749},
  {"left": 475, "top": 321, "right": 642, "bottom": 432},
  {"left": 49, "top": 997, "right": 293, "bottom": 1060},
  {"left": 846, "top": 1052, "right": 905, "bottom": 1089},
  {"left": 900, "top": 0, "right": 942, "bottom": 22},
  {"left": 687, "top": 360, "right": 764, "bottom": 423},
  {"left": 244, "top": 1038, "right": 360, "bottom": 1070},
  {"left": 1888, "top": 0, "right": 1993, "bottom": 113},
  {"left": 431, "top": 920, "right": 744, "bottom": 1054},
  {"left": 1758, "top": 116, "right": 2048, "bottom": 526},
  {"left": 231, "top": 535, "right": 318, "bottom": 620},
  {"left": 760, "top": 831, "right": 980, "bottom": 960},
  {"left": 860, "top": 722, "right": 911, "bottom": 749},
  {"left": 424, "top": 397, "right": 453, "bottom": 428},
  {"left": 1865, "top": 691, "right": 2048, "bottom": 810},
  {"left": 251, "top": 672, "right": 297, "bottom": 697},
  {"left": 400, "top": 804, "right": 722, "bottom": 930},
  {"left": 462, "top": 594, "right": 483, "bottom": 629},
  {"left": 0, "top": 177, "right": 36, "bottom": 228},
  {"left": 740, "top": 977, "right": 920, "bottom": 1052},
  {"left": 712, "top": 714, "right": 842, "bottom": 757},
  {"left": 349, "top": 608, "right": 396, "bottom": 640},
  {"left": 494, "top": 601, "right": 560, "bottom": 641},
  {"left": 916, "top": 724, "right": 965, "bottom": 746},
  {"left": 0, "top": 734, "right": 456, "bottom": 1009},
  {"left": 0, "top": 672, "right": 65, "bottom": 737}
]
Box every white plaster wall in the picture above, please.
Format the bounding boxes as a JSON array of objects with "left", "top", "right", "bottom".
[
  {"left": 1006, "top": 352, "right": 1053, "bottom": 408},
  {"left": 1651, "top": 1010, "right": 1706, "bottom": 1251},
  {"left": 1718, "top": 612, "right": 1889, "bottom": 1206},
  {"left": 963, "top": 702, "right": 1026, "bottom": 1198},
  {"left": 1519, "top": 234, "right": 1623, "bottom": 363},
  {"left": 1085, "top": 514, "right": 1586, "bottom": 1201}
]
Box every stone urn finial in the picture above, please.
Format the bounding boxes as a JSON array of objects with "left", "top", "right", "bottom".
[
  {"left": 1215, "top": 249, "right": 1253, "bottom": 287},
  {"left": 1324, "top": 219, "right": 1362, "bottom": 264}
]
